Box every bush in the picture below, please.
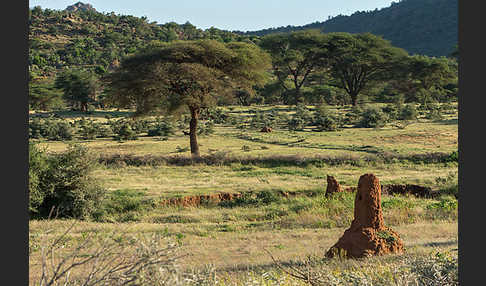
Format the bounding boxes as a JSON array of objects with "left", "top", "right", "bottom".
[
  {"left": 199, "top": 107, "right": 228, "bottom": 124},
  {"left": 287, "top": 117, "right": 306, "bottom": 131},
  {"left": 29, "top": 143, "right": 50, "bottom": 213},
  {"left": 29, "top": 144, "right": 106, "bottom": 220},
  {"left": 29, "top": 118, "right": 74, "bottom": 141},
  {"left": 425, "top": 103, "right": 444, "bottom": 121},
  {"left": 75, "top": 118, "right": 98, "bottom": 139},
  {"left": 381, "top": 103, "right": 401, "bottom": 120},
  {"left": 398, "top": 104, "right": 418, "bottom": 120},
  {"left": 112, "top": 122, "right": 138, "bottom": 141},
  {"left": 344, "top": 105, "right": 363, "bottom": 126},
  {"left": 147, "top": 118, "right": 175, "bottom": 137},
  {"left": 197, "top": 120, "right": 215, "bottom": 135},
  {"left": 356, "top": 106, "right": 389, "bottom": 128},
  {"left": 250, "top": 112, "right": 274, "bottom": 129},
  {"left": 313, "top": 105, "right": 342, "bottom": 131}
]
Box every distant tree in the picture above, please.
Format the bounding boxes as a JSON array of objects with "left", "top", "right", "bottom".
[
  {"left": 29, "top": 80, "right": 64, "bottom": 110},
  {"left": 55, "top": 69, "right": 100, "bottom": 112},
  {"left": 260, "top": 30, "right": 329, "bottom": 105},
  {"left": 325, "top": 32, "right": 409, "bottom": 106},
  {"left": 105, "top": 40, "right": 270, "bottom": 157},
  {"left": 400, "top": 55, "right": 457, "bottom": 105}
]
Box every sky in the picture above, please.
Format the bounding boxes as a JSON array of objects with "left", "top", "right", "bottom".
[{"left": 28, "top": 0, "right": 395, "bottom": 32}]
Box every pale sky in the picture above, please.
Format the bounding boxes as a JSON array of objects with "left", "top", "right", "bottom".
[{"left": 28, "top": 0, "right": 395, "bottom": 32}]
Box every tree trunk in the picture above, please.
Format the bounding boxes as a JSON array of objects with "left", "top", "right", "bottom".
[
  {"left": 81, "top": 102, "right": 88, "bottom": 112},
  {"left": 350, "top": 93, "right": 358, "bottom": 106},
  {"left": 189, "top": 107, "right": 200, "bottom": 158}
]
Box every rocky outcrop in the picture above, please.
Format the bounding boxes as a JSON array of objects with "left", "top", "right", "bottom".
[
  {"left": 326, "top": 174, "right": 404, "bottom": 258},
  {"left": 65, "top": 2, "right": 96, "bottom": 12}
]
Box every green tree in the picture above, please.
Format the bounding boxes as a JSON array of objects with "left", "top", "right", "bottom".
[
  {"left": 260, "top": 30, "right": 329, "bottom": 105},
  {"left": 29, "top": 80, "right": 64, "bottom": 110},
  {"left": 394, "top": 55, "right": 457, "bottom": 104},
  {"left": 55, "top": 69, "right": 100, "bottom": 112},
  {"left": 105, "top": 40, "right": 270, "bottom": 157},
  {"left": 325, "top": 33, "right": 409, "bottom": 106}
]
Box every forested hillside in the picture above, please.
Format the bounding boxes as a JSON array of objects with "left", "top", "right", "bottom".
[
  {"left": 28, "top": 6, "right": 255, "bottom": 81},
  {"left": 240, "top": 0, "right": 457, "bottom": 57}
]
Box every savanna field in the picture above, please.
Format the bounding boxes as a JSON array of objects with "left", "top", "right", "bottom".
[
  {"left": 27, "top": 2, "right": 459, "bottom": 284},
  {"left": 29, "top": 103, "right": 458, "bottom": 285}
]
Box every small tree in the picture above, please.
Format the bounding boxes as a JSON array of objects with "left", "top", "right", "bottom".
[
  {"left": 325, "top": 33, "right": 408, "bottom": 106},
  {"left": 55, "top": 68, "right": 100, "bottom": 112},
  {"left": 401, "top": 55, "right": 457, "bottom": 105},
  {"left": 106, "top": 40, "right": 270, "bottom": 157},
  {"left": 260, "top": 30, "right": 329, "bottom": 105},
  {"left": 29, "top": 80, "right": 64, "bottom": 110}
]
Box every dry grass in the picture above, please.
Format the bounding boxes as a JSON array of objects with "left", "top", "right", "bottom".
[{"left": 29, "top": 220, "right": 457, "bottom": 284}]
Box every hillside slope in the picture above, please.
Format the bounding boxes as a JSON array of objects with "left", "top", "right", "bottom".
[
  {"left": 241, "top": 0, "right": 457, "bottom": 57},
  {"left": 28, "top": 5, "right": 253, "bottom": 80}
]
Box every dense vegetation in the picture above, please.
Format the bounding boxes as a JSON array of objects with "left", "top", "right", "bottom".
[
  {"left": 29, "top": 4, "right": 458, "bottom": 112},
  {"left": 28, "top": 6, "right": 255, "bottom": 81},
  {"left": 240, "top": 0, "right": 458, "bottom": 57}
]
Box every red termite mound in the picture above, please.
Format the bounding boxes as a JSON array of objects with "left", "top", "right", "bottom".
[
  {"left": 325, "top": 175, "right": 343, "bottom": 197},
  {"left": 326, "top": 174, "right": 404, "bottom": 258}
]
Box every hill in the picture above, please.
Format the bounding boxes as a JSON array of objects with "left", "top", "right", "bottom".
[
  {"left": 240, "top": 0, "right": 457, "bottom": 57},
  {"left": 28, "top": 3, "right": 254, "bottom": 80}
]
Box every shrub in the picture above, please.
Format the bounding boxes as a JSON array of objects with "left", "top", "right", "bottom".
[
  {"left": 29, "top": 118, "right": 74, "bottom": 141},
  {"left": 313, "top": 105, "right": 342, "bottom": 131},
  {"left": 76, "top": 118, "right": 98, "bottom": 139},
  {"left": 381, "top": 103, "right": 401, "bottom": 120},
  {"left": 398, "top": 104, "right": 418, "bottom": 120},
  {"left": 344, "top": 105, "right": 363, "bottom": 126},
  {"left": 147, "top": 118, "right": 175, "bottom": 137},
  {"left": 113, "top": 122, "right": 138, "bottom": 141},
  {"left": 287, "top": 117, "right": 306, "bottom": 131},
  {"left": 250, "top": 112, "right": 274, "bottom": 129},
  {"left": 30, "top": 144, "right": 106, "bottom": 220},
  {"left": 28, "top": 143, "right": 50, "bottom": 213},
  {"left": 356, "top": 106, "right": 389, "bottom": 128},
  {"left": 199, "top": 107, "right": 228, "bottom": 124},
  {"left": 425, "top": 103, "right": 444, "bottom": 121},
  {"left": 197, "top": 120, "right": 215, "bottom": 135}
]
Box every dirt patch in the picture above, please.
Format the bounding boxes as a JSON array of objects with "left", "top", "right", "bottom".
[
  {"left": 326, "top": 174, "right": 404, "bottom": 258},
  {"left": 159, "top": 181, "right": 437, "bottom": 208}
]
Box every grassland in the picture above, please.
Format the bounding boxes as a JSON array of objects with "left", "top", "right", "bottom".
[{"left": 29, "top": 104, "right": 458, "bottom": 285}]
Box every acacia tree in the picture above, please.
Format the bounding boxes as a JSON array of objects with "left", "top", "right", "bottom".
[
  {"left": 55, "top": 69, "right": 100, "bottom": 112},
  {"left": 325, "top": 33, "right": 409, "bottom": 106},
  {"left": 105, "top": 40, "right": 270, "bottom": 157},
  {"left": 260, "top": 30, "right": 329, "bottom": 105},
  {"left": 390, "top": 55, "right": 457, "bottom": 104}
]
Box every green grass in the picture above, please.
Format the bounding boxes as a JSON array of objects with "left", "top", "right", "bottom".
[{"left": 29, "top": 104, "right": 458, "bottom": 284}]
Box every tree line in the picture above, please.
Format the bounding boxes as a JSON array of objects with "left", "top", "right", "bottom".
[{"left": 29, "top": 8, "right": 458, "bottom": 158}]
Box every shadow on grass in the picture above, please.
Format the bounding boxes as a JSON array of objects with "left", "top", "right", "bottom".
[
  {"left": 435, "top": 118, "right": 458, "bottom": 125},
  {"left": 30, "top": 110, "right": 134, "bottom": 119},
  {"left": 408, "top": 239, "right": 458, "bottom": 248}
]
